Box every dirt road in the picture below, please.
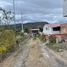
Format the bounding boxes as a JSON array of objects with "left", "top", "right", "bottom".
[
  {"left": 39, "top": 41, "right": 67, "bottom": 67},
  {"left": 0, "top": 39, "right": 67, "bottom": 67},
  {"left": 24, "top": 39, "right": 49, "bottom": 67}
]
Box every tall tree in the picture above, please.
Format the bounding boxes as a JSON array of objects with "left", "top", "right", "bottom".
[{"left": 0, "top": 7, "right": 14, "bottom": 25}]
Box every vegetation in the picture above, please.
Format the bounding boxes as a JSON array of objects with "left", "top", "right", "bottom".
[
  {"left": 46, "top": 43, "right": 67, "bottom": 52},
  {"left": 0, "top": 29, "right": 17, "bottom": 62},
  {"left": 0, "top": 30, "right": 16, "bottom": 54},
  {"left": 49, "top": 36, "right": 56, "bottom": 43},
  {"left": 39, "top": 34, "right": 46, "bottom": 42},
  {"left": 33, "top": 36, "right": 37, "bottom": 40},
  {"left": 24, "top": 28, "right": 29, "bottom": 33},
  {"left": 16, "top": 32, "right": 29, "bottom": 43},
  {"left": 0, "top": 7, "right": 14, "bottom": 25},
  {"left": 0, "top": 8, "right": 24, "bottom": 62},
  {"left": 23, "top": 22, "right": 48, "bottom": 30}
]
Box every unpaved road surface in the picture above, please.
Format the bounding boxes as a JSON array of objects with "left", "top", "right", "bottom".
[
  {"left": 0, "top": 39, "right": 32, "bottom": 67},
  {"left": 24, "top": 39, "right": 49, "bottom": 67},
  {"left": 39, "top": 41, "right": 67, "bottom": 67},
  {"left": 0, "top": 39, "right": 67, "bottom": 67}
]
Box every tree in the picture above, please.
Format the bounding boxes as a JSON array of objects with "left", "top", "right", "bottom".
[
  {"left": 0, "top": 8, "right": 14, "bottom": 25},
  {"left": 24, "top": 28, "right": 29, "bottom": 33}
]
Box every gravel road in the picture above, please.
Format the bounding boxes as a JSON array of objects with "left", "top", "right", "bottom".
[
  {"left": 0, "top": 39, "right": 67, "bottom": 67},
  {"left": 39, "top": 41, "right": 67, "bottom": 67}
]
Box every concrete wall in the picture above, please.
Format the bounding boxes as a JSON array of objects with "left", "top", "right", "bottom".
[
  {"left": 43, "top": 25, "right": 60, "bottom": 35},
  {"left": 61, "top": 26, "right": 67, "bottom": 34},
  {"left": 43, "top": 25, "right": 52, "bottom": 35}
]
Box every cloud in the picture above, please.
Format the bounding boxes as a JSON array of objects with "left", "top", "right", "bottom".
[
  {"left": 0, "top": 0, "right": 64, "bottom": 24},
  {"left": 1, "top": 0, "right": 63, "bottom": 15},
  {"left": 0, "top": 1, "right": 12, "bottom": 8},
  {"left": 15, "top": 13, "right": 65, "bottom": 24}
]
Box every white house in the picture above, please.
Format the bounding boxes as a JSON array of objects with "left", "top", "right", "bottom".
[
  {"left": 43, "top": 24, "right": 61, "bottom": 35},
  {"left": 43, "top": 23, "right": 67, "bottom": 43}
]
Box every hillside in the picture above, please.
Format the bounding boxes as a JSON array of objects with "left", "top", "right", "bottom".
[{"left": 23, "top": 22, "right": 48, "bottom": 29}]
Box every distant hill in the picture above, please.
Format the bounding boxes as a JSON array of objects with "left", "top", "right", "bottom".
[
  {"left": 0, "top": 24, "right": 22, "bottom": 32},
  {"left": 0, "top": 22, "right": 48, "bottom": 33},
  {"left": 23, "top": 22, "right": 48, "bottom": 29}
]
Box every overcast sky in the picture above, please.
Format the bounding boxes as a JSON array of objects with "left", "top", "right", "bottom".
[{"left": 0, "top": 0, "right": 67, "bottom": 24}]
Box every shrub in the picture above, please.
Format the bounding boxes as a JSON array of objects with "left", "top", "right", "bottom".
[
  {"left": 0, "top": 30, "right": 16, "bottom": 53},
  {"left": 49, "top": 36, "right": 56, "bottom": 43},
  {"left": 39, "top": 35, "right": 46, "bottom": 42},
  {"left": 0, "top": 46, "right": 7, "bottom": 54},
  {"left": 46, "top": 43, "right": 64, "bottom": 52}
]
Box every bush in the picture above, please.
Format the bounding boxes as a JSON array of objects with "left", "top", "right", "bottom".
[
  {"left": 0, "top": 30, "right": 16, "bottom": 53},
  {"left": 46, "top": 43, "right": 65, "bottom": 52},
  {"left": 0, "top": 46, "right": 7, "bottom": 54},
  {"left": 39, "top": 35, "right": 46, "bottom": 42},
  {"left": 49, "top": 36, "right": 56, "bottom": 43}
]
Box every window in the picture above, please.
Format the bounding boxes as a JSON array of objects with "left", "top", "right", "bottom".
[
  {"left": 53, "top": 27, "right": 60, "bottom": 31},
  {"left": 46, "top": 27, "right": 49, "bottom": 30}
]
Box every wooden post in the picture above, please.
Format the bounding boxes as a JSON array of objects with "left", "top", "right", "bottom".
[
  {"left": 56, "top": 37, "right": 59, "bottom": 43},
  {"left": 47, "top": 36, "right": 49, "bottom": 44}
]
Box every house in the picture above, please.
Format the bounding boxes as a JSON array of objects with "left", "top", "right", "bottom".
[
  {"left": 30, "top": 29, "right": 39, "bottom": 36},
  {"left": 23, "top": 22, "right": 48, "bottom": 33},
  {"left": 43, "top": 23, "right": 67, "bottom": 43}
]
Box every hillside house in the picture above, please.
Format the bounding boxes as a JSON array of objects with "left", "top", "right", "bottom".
[{"left": 43, "top": 23, "right": 67, "bottom": 43}]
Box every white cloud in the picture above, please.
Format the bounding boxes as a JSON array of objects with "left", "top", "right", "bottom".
[
  {"left": 0, "top": 0, "right": 64, "bottom": 24},
  {"left": 14, "top": 13, "right": 67, "bottom": 24},
  {"left": 15, "top": 14, "right": 21, "bottom": 20},
  {"left": 0, "top": 1, "right": 12, "bottom": 8}
]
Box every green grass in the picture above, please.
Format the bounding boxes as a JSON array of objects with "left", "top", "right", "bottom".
[
  {"left": 46, "top": 43, "right": 67, "bottom": 52},
  {"left": 33, "top": 36, "right": 37, "bottom": 40}
]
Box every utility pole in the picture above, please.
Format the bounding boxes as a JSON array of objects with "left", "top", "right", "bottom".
[
  {"left": 21, "top": 10, "right": 24, "bottom": 33},
  {"left": 13, "top": 0, "right": 15, "bottom": 24},
  {"left": 13, "top": 0, "right": 17, "bottom": 31}
]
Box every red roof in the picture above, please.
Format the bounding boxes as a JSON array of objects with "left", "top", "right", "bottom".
[
  {"left": 46, "top": 23, "right": 67, "bottom": 27},
  {"left": 61, "top": 23, "right": 67, "bottom": 26}
]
